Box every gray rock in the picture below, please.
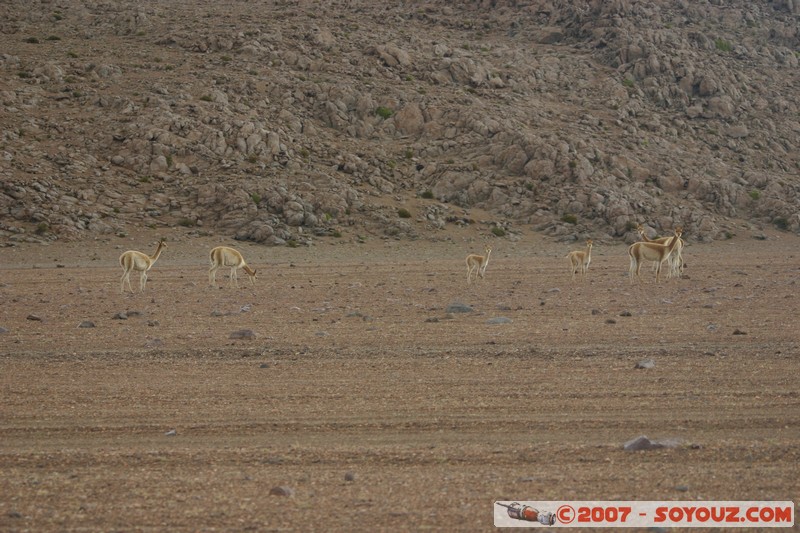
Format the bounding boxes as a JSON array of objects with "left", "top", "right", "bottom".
[
  {"left": 229, "top": 329, "right": 256, "bottom": 340},
  {"left": 269, "top": 486, "right": 294, "bottom": 497},
  {"left": 164, "top": 429, "right": 177, "bottom": 437},
  {"left": 624, "top": 435, "right": 682, "bottom": 451},
  {"left": 486, "top": 317, "right": 512, "bottom": 325},
  {"left": 635, "top": 359, "right": 655, "bottom": 369},
  {"left": 78, "top": 321, "right": 95, "bottom": 328},
  {"left": 446, "top": 302, "right": 473, "bottom": 313}
]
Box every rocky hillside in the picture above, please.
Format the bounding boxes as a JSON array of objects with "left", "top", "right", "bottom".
[{"left": 1, "top": 0, "right": 799, "bottom": 246}]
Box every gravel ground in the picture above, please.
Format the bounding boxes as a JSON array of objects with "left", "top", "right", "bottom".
[{"left": 1, "top": 229, "right": 798, "bottom": 531}]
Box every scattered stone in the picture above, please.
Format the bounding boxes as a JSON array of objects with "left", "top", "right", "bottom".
[
  {"left": 259, "top": 363, "right": 270, "bottom": 368},
  {"left": 547, "top": 288, "right": 561, "bottom": 293},
  {"left": 164, "top": 429, "right": 177, "bottom": 437},
  {"left": 591, "top": 309, "right": 602, "bottom": 315},
  {"left": 674, "top": 485, "right": 689, "bottom": 492},
  {"left": 619, "top": 310, "right": 633, "bottom": 317},
  {"left": 269, "top": 486, "right": 295, "bottom": 497},
  {"left": 26, "top": 314, "right": 42, "bottom": 321},
  {"left": 496, "top": 304, "right": 511, "bottom": 311},
  {"left": 605, "top": 318, "right": 617, "bottom": 324},
  {"left": 145, "top": 338, "right": 164, "bottom": 348},
  {"left": 623, "top": 435, "right": 681, "bottom": 451},
  {"left": 229, "top": 329, "right": 256, "bottom": 340},
  {"left": 0, "top": 326, "right": 9, "bottom": 334},
  {"left": 446, "top": 302, "right": 473, "bottom": 313},
  {"left": 126, "top": 310, "right": 143, "bottom": 317},
  {"left": 78, "top": 321, "right": 95, "bottom": 328},
  {"left": 211, "top": 310, "right": 225, "bottom": 317},
  {"left": 425, "top": 317, "right": 440, "bottom": 323},
  {"left": 733, "top": 328, "right": 747, "bottom": 335},
  {"left": 707, "top": 324, "right": 718, "bottom": 331},
  {"left": 486, "top": 317, "right": 512, "bottom": 325},
  {"left": 113, "top": 312, "right": 128, "bottom": 320},
  {"left": 147, "top": 320, "right": 159, "bottom": 327},
  {"left": 635, "top": 359, "right": 655, "bottom": 369},
  {"left": 344, "top": 471, "right": 357, "bottom": 482}
]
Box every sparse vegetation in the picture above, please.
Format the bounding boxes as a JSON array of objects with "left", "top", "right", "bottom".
[
  {"left": 491, "top": 226, "right": 506, "bottom": 237},
  {"left": 24, "top": 37, "right": 40, "bottom": 44},
  {"left": 715, "top": 38, "right": 733, "bottom": 52},
  {"left": 199, "top": 95, "right": 213, "bottom": 102},
  {"left": 397, "top": 208, "right": 412, "bottom": 218},
  {"left": 749, "top": 190, "right": 761, "bottom": 200},
  {"left": 178, "top": 218, "right": 195, "bottom": 227},
  {"left": 251, "top": 193, "right": 261, "bottom": 205},
  {"left": 375, "top": 106, "right": 393, "bottom": 119},
  {"left": 561, "top": 214, "right": 578, "bottom": 225},
  {"left": 421, "top": 190, "right": 434, "bottom": 199},
  {"left": 622, "top": 78, "right": 635, "bottom": 88},
  {"left": 773, "top": 217, "right": 788, "bottom": 230},
  {"left": 35, "top": 222, "right": 49, "bottom": 235}
]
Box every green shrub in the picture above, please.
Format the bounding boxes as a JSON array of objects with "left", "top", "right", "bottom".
[
  {"left": 178, "top": 218, "right": 195, "bottom": 227},
  {"left": 24, "top": 37, "right": 40, "bottom": 44},
  {"left": 421, "top": 190, "right": 434, "bottom": 199},
  {"left": 199, "top": 95, "right": 212, "bottom": 102},
  {"left": 35, "top": 222, "right": 49, "bottom": 235},
  {"left": 375, "top": 106, "right": 393, "bottom": 119},
  {"left": 251, "top": 193, "right": 261, "bottom": 205},
  {"left": 773, "top": 217, "right": 788, "bottom": 230},
  {"left": 715, "top": 38, "right": 732, "bottom": 52},
  {"left": 622, "top": 78, "right": 635, "bottom": 88},
  {"left": 749, "top": 190, "right": 760, "bottom": 200},
  {"left": 491, "top": 226, "right": 506, "bottom": 237},
  {"left": 397, "top": 208, "right": 412, "bottom": 219},
  {"left": 561, "top": 214, "right": 578, "bottom": 224}
]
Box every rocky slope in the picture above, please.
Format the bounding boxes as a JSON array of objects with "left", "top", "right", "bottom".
[{"left": 1, "top": 0, "right": 799, "bottom": 246}]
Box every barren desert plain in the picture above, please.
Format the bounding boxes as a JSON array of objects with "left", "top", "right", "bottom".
[{"left": 1, "top": 226, "right": 799, "bottom": 532}]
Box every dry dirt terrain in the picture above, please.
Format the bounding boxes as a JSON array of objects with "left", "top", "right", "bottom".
[{"left": 1, "top": 229, "right": 799, "bottom": 532}]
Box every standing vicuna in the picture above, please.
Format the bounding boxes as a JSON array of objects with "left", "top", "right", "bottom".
[
  {"left": 637, "top": 224, "right": 685, "bottom": 278},
  {"left": 209, "top": 246, "right": 257, "bottom": 288},
  {"left": 465, "top": 245, "right": 492, "bottom": 284},
  {"left": 628, "top": 228, "right": 683, "bottom": 283},
  {"left": 119, "top": 239, "right": 167, "bottom": 293},
  {"left": 566, "top": 239, "right": 593, "bottom": 280}
]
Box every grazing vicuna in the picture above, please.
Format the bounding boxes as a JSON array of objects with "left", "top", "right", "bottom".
[{"left": 209, "top": 246, "right": 257, "bottom": 288}]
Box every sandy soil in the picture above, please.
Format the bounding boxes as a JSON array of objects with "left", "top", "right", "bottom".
[{"left": 1, "top": 228, "right": 799, "bottom": 532}]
